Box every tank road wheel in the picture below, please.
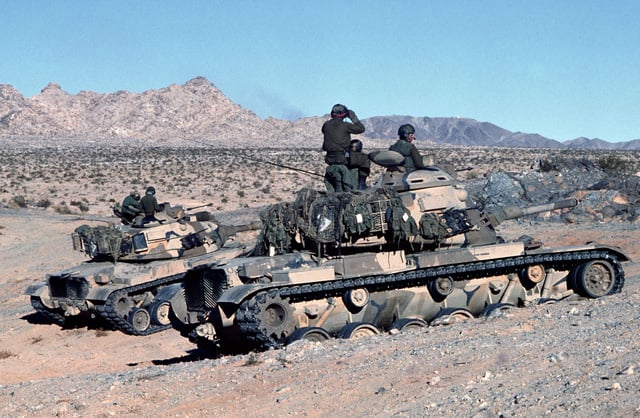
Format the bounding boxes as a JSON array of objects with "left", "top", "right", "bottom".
[
  {"left": 572, "top": 260, "right": 617, "bottom": 298},
  {"left": 427, "top": 277, "right": 455, "bottom": 302},
  {"left": 342, "top": 288, "right": 370, "bottom": 313},
  {"left": 128, "top": 308, "right": 151, "bottom": 333},
  {"left": 480, "top": 303, "right": 514, "bottom": 318},
  {"left": 253, "top": 291, "right": 297, "bottom": 344},
  {"left": 338, "top": 322, "right": 380, "bottom": 339},
  {"left": 430, "top": 307, "right": 474, "bottom": 326},
  {"left": 519, "top": 264, "right": 546, "bottom": 289},
  {"left": 286, "top": 327, "right": 331, "bottom": 345},
  {"left": 150, "top": 300, "right": 171, "bottom": 326},
  {"left": 390, "top": 318, "right": 428, "bottom": 333}
]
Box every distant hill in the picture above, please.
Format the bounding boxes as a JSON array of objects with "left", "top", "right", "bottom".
[{"left": 1, "top": 76, "right": 638, "bottom": 149}]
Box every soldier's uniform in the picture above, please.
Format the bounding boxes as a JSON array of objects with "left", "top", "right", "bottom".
[{"left": 322, "top": 104, "right": 365, "bottom": 192}]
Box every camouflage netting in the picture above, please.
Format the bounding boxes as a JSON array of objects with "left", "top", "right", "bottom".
[
  {"left": 73, "top": 224, "right": 125, "bottom": 260},
  {"left": 254, "top": 187, "right": 475, "bottom": 256}
]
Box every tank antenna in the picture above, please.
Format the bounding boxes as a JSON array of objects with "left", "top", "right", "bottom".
[{"left": 178, "top": 136, "right": 324, "bottom": 178}]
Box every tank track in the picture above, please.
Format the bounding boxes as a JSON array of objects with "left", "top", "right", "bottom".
[
  {"left": 30, "top": 297, "right": 66, "bottom": 326},
  {"left": 235, "top": 248, "right": 625, "bottom": 350},
  {"left": 95, "top": 273, "right": 187, "bottom": 336}
]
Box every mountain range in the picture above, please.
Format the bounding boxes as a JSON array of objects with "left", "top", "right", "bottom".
[{"left": 1, "top": 76, "right": 637, "bottom": 150}]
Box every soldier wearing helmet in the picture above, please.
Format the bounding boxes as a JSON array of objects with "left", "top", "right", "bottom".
[
  {"left": 138, "top": 186, "right": 161, "bottom": 225},
  {"left": 321, "top": 104, "right": 365, "bottom": 192},
  {"left": 389, "top": 124, "right": 426, "bottom": 172},
  {"left": 120, "top": 190, "right": 142, "bottom": 223},
  {"left": 347, "top": 138, "right": 371, "bottom": 190}
]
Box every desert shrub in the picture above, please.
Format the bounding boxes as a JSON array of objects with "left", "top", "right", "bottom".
[
  {"left": 538, "top": 158, "right": 559, "bottom": 172},
  {"left": 54, "top": 204, "right": 72, "bottom": 214},
  {"left": 597, "top": 154, "right": 632, "bottom": 177},
  {"left": 34, "top": 198, "right": 51, "bottom": 209},
  {"left": 237, "top": 190, "right": 245, "bottom": 198},
  {"left": 70, "top": 200, "right": 90, "bottom": 212},
  {"left": 12, "top": 195, "right": 27, "bottom": 208}
]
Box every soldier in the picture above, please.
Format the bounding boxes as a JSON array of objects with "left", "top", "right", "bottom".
[
  {"left": 389, "top": 124, "right": 426, "bottom": 172},
  {"left": 121, "top": 191, "right": 141, "bottom": 223},
  {"left": 138, "top": 186, "right": 161, "bottom": 225},
  {"left": 347, "top": 139, "right": 371, "bottom": 190},
  {"left": 321, "top": 104, "right": 365, "bottom": 192}
]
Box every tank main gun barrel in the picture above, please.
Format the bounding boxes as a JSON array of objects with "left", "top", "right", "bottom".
[
  {"left": 488, "top": 198, "right": 578, "bottom": 225},
  {"left": 185, "top": 203, "right": 213, "bottom": 211}
]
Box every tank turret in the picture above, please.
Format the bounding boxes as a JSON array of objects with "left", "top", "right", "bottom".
[
  {"left": 74, "top": 203, "right": 228, "bottom": 261},
  {"left": 254, "top": 165, "right": 578, "bottom": 257}
]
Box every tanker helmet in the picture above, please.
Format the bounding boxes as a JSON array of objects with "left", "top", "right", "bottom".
[
  {"left": 145, "top": 186, "right": 156, "bottom": 195},
  {"left": 331, "top": 104, "right": 348, "bottom": 118},
  {"left": 397, "top": 124, "right": 416, "bottom": 140},
  {"left": 350, "top": 139, "right": 363, "bottom": 152}
]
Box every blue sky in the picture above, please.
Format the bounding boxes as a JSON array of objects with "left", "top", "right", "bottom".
[{"left": 2, "top": 1, "right": 639, "bottom": 142}]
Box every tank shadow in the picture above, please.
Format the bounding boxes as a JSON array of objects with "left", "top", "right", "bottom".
[{"left": 129, "top": 349, "right": 213, "bottom": 367}]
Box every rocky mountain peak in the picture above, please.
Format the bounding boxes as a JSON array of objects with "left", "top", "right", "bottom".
[{"left": 40, "top": 82, "right": 65, "bottom": 94}]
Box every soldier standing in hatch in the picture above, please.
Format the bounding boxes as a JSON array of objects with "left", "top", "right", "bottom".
[
  {"left": 138, "top": 186, "right": 161, "bottom": 225},
  {"left": 390, "top": 123, "right": 426, "bottom": 172},
  {"left": 321, "top": 104, "right": 365, "bottom": 192},
  {"left": 121, "top": 190, "right": 141, "bottom": 223},
  {"left": 347, "top": 139, "right": 370, "bottom": 190}
]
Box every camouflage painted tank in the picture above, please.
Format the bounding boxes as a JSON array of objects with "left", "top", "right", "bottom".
[
  {"left": 25, "top": 203, "right": 258, "bottom": 335},
  {"left": 173, "top": 153, "right": 629, "bottom": 353}
]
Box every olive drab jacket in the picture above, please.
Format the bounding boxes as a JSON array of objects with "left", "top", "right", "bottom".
[
  {"left": 389, "top": 138, "right": 426, "bottom": 172},
  {"left": 322, "top": 114, "right": 365, "bottom": 165}
]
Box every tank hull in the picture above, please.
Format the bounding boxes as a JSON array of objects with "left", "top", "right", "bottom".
[
  {"left": 26, "top": 242, "right": 251, "bottom": 335},
  {"left": 183, "top": 241, "right": 628, "bottom": 352}
]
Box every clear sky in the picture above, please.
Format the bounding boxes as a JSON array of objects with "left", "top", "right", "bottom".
[{"left": 2, "top": 1, "right": 639, "bottom": 142}]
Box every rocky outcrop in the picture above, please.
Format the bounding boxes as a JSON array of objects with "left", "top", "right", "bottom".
[{"left": 1, "top": 77, "right": 637, "bottom": 149}]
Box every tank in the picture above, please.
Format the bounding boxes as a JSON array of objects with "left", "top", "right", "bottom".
[
  {"left": 174, "top": 154, "right": 630, "bottom": 353},
  {"left": 25, "top": 203, "right": 259, "bottom": 335}
]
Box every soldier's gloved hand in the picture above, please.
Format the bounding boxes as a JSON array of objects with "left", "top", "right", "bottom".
[{"left": 347, "top": 109, "right": 357, "bottom": 120}]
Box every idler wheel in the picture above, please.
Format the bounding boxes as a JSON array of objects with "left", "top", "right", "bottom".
[
  {"left": 342, "top": 288, "right": 370, "bottom": 314},
  {"left": 338, "top": 322, "right": 380, "bottom": 339},
  {"left": 429, "top": 307, "right": 473, "bottom": 326},
  {"left": 150, "top": 300, "right": 171, "bottom": 326},
  {"left": 427, "top": 277, "right": 455, "bottom": 302},
  {"left": 390, "top": 318, "right": 428, "bottom": 332},
  {"left": 128, "top": 307, "right": 151, "bottom": 332},
  {"left": 286, "top": 327, "right": 331, "bottom": 344},
  {"left": 519, "top": 264, "right": 546, "bottom": 289},
  {"left": 571, "top": 259, "right": 616, "bottom": 298}
]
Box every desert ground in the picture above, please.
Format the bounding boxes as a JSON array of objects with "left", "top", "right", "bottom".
[{"left": 1, "top": 144, "right": 639, "bottom": 417}]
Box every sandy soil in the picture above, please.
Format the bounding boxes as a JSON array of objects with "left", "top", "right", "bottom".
[{"left": 1, "top": 204, "right": 639, "bottom": 417}]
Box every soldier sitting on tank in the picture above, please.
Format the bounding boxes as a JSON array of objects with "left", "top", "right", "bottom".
[
  {"left": 322, "top": 104, "right": 365, "bottom": 192},
  {"left": 389, "top": 124, "right": 426, "bottom": 172},
  {"left": 120, "top": 191, "right": 142, "bottom": 223},
  {"left": 347, "top": 139, "right": 371, "bottom": 190},
  {"left": 138, "top": 186, "right": 162, "bottom": 226}
]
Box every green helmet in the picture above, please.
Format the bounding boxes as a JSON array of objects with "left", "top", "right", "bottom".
[
  {"left": 397, "top": 124, "right": 415, "bottom": 140},
  {"left": 331, "top": 104, "right": 348, "bottom": 117}
]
